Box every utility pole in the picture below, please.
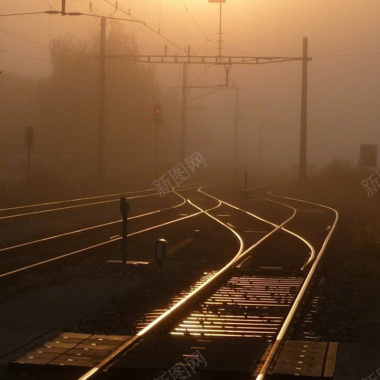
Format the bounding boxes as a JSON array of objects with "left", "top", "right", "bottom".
[
  {"left": 299, "top": 37, "right": 309, "bottom": 180},
  {"left": 153, "top": 103, "right": 162, "bottom": 177},
  {"left": 180, "top": 63, "right": 187, "bottom": 162},
  {"left": 97, "top": 17, "right": 106, "bottom": 178},
  {"left": 256, "top": 102, "right": 271, "bottom": 176},
  {"left": 155, "top": 117, "right": 159, "bottom": 177},
  {"left": 209, "top": 0, "right": 225, "bottom": 61},
  {"left": 218, "top": 2, "right": 223, "bottom": 60},
  {"left": 61, "top": 0, "right": 66, "bottom": 15},
  {"left": 105, "top": 37, "right": 311, "bottom": 177},
  {"left": 233, "top": 87, "right": 239, "bottom": 182}
]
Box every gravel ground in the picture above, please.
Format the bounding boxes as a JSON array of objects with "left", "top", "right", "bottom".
[
  {"left": 2, "top": 171, "right": 379, "bottom": 378},
  {"left": 0, "top": 212, "right": 238, "bottom": 378},
  {"left": 282, "top": 170, "right": 380, "bottom": 343}
]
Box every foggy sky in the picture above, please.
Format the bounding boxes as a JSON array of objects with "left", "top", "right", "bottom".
[{"left": 1, "top": 0, "right": 380, "bottom": 174}]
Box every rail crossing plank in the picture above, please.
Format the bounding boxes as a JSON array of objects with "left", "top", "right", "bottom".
[
  {"left": 108, "top": 334, "right": 267, "bottom": 379},
  {"left": 272, "top": 341, "right": 339, "bottom": 378},
  {"left": 12, "top": 332, "right": 130, "bottom": 369}
]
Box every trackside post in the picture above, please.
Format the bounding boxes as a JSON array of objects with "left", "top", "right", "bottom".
[{"left": 155, "top": 239, "right": 167, "bottom": 269}]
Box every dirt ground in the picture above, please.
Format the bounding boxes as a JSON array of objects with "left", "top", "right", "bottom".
[
  {"left": 2, "top": 168, "right": 379, "bottom": 380},
  {"left": 283, "top": 167, "right": 380, "bottom": 342}
]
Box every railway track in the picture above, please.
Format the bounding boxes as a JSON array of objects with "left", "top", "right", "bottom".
[
  {"left": 0, "top": 187, "right": 201, "bottom": 279},
  {"left": 66, "top": 184, "right": 337, "bottom": 380},
  {"left": 1, "top": 183, "right": 338, "bottom": 379}
]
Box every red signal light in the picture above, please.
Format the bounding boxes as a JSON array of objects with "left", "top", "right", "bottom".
[{"left": 153, "top": 103, "right": 162, "bottom": 124}]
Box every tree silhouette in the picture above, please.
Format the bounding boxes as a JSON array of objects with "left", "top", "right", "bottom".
[{"left": 37, "top": 22, "right": 160, "bottom": 183}]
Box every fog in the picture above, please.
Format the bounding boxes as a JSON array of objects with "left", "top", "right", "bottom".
[{"left": 1, "top": 0, "right": 380, "bottom": 189}]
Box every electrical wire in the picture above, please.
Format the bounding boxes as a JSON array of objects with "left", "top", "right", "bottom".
[
  {"left": 40, "top": 0, "right": 97, "bottom": 35},
  {"left": 1, "top": 49, "right": 51, "bottom": 62},
  {"left": 180, "top": 0, "right": 210, "bottom": 42},
  {"left": 158, "top": 0, "right": 162, "bottom": 35},
  {"left": 0, "top": 3, "right": 144, "bottom": 69},
  {"left": 0, "top": 28, "right": 49, "bottom": 49},
  {"left": 73, "top": 12, "right": 141, "bottom": 22},
  {"left": 0, "top": 27, "right": 100, "bottom": 68},
  {"left": 102, "top": 0, "right": 187, "bottom": 54},
  {"left": 312, "top": 52, "right": 380, "bottom": 58},
  {"left": 40, "top": 0, "right": 55, "bottom": 7},
  {"left": 0, "top": 11, "right": 49, "bottom": 17}
]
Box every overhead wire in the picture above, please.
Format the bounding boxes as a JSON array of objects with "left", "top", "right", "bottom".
[
  {"left": 0, "top": 1, "right": 140, "bottom": 69},
  {"left": 312, "top": 52, "right": 380, "bottom": 58},
  {"left": 158, "top": 0, "right": 162, "bottom": 35},
  {"left": 41, "top": 0, "right": 97, "bottom": 35},
  {"left": 184, "top": 3, "right": 188, "bottom": 51},
  {"left": 3, "top": 2, "right": 380, "bottom": 61},
  {"left": 1, "top": 50, "right": 51, "bottom": 62},
  {"left": 0, "top": 2, "right": 174, "bottom": 74},
  {"left": 0, "top": 12, "right": 48, "bottom": 17},
  {"left": 0, "top": 28, "right": 49, "bottom": 50},
  {"left": 0, "top": 27, "right": 100, "bottom": 69},
  {"left": 180, "top": 0, "right": 210, "bottom": 43},
  {"left": 102, "top": 0, "right": 187, "bottom": 53}
]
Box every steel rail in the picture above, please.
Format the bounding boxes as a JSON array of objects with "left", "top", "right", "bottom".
[
  {"left": 0, "top": 181, "right": 222, "bottom": 217},
  {"left": 247, "top": 193, "right": 316, "bottom": 269},
  {"left": 0, "top": 190, "right": 188, "bottom": 253},
  {"left": 76, "top": 186, "right": 300, "bottom": 380},
  {"left": 0, "top": 191, "right": 199, "bottom": 279},
  {"left": 77, "top": 194, "right": 245, "bottom": 380},
  {"left": 255, "top": 189, "right": 339, "bottom": 380},
  {"left": 0, "top": 188, "right": 155, "bottom": 213},
  {"left": 0, "top": 191, "right": 161, "bottom": 221},
  {"left": 195, "top": 185, "right": 334, "bottom": 378},
  {"left": 0, "top": 210, "right": 205, "bottom": 280},
  {"left": 199, "top": 187, "right": 316, "bottom": 269}
]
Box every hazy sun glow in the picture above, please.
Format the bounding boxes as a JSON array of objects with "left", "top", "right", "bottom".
[{"left": 1, "top": 0, "right": 380, "bottom": 177}]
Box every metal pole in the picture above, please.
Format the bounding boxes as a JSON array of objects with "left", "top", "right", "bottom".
[
  {"left": 218, "top": 3, "right": 222, "bottom": 60},
  {"left": 97, "top": 17, "right": 106, "bottom": 178},
  {"left": 180, "top": 63, "right": 187, "bottom": 162},
  {"left": 61, "top": 0, "right": 66, "bottom": 15},
  {"left": 259, "top": 105, "right": 264, "bottom": 176},
  {"left": 299, "top": 37, "right": 308, "bottom": 180},
  {"left": 234, "top": 87, "right": 239, "bottom": 182},
  {"left": 122, "top": 211, "right": 127, "bottom": 277}
]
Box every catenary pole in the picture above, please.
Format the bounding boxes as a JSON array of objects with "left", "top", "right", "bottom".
[
  {"left": 97, "top": 17, "right": 106, "bottom": 178},
  {"left": 299, "top": 37, "right": 308, "bottom": 180},
  {"left": 233, "top": 87, "right": 239, "bottom": 182},
  {"left": 180, "top": 63, "right": 187, "bottom": 162}
]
